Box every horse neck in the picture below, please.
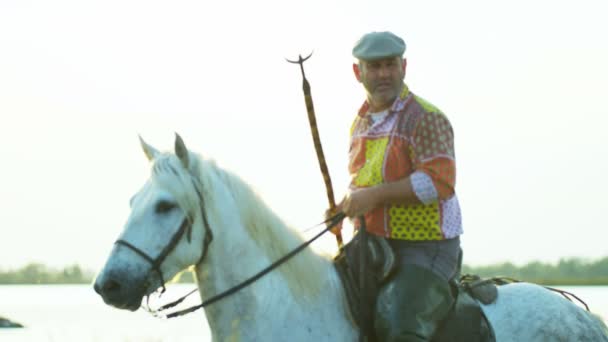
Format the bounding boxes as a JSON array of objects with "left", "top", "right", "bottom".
[{"left": 191, "top": 168, "right": 350, "bottom": 339}]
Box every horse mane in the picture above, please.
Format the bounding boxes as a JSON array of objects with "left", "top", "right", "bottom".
[{"left": 150, "top": 151, "right": 329, "bottom": 300}]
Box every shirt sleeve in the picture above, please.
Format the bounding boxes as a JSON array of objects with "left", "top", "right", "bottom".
[
  {"left": 410, "top": 111, "right": 456, "bottom": 200},
  {"left": 410, "top": 171, "right": 439, "bottom": 204}
]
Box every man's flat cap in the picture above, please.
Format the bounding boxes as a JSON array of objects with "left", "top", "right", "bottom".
[{"left": 352, "top": 31, "right": 406, "bottom": 60}]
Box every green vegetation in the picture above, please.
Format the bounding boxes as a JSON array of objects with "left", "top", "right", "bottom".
[
  {"left": 1, "top": 256, "right": 607, "bottom": 285},
  {"left": 463, "top": 257, "right": 608, "bottom": 285},
  {"left": 0, "top": 263, "right": 93, "bottom": 284},
  {"left": 0, "top": 263, "right": 195, "bottom": 284}
]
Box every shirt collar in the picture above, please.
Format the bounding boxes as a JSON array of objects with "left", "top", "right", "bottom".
[{"left": 357, "top": 84, "right": 410, "bottom": 117}]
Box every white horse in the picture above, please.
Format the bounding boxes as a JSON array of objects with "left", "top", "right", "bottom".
[{"left": 94, "top": 134, "right": 608, "bottom": 341}]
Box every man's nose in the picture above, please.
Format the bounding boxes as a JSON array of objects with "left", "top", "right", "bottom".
[{"left": 378, "top": 66, "right": 390, "bottom": 77}]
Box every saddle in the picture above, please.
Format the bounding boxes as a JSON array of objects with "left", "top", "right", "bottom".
[
  {"left": 334, "top": 238, "right": 499, "bottom": 342},
  {"left": 433, "top": 275, "right": 497, "bottom": 342}
]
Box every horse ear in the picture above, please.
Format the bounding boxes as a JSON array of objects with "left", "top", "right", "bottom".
[
  {"left": 174, "top": 132, "right": 189, "bottom": 168},
  {"left": 139, "top": 135, "right": 160, "bottom": 161}
]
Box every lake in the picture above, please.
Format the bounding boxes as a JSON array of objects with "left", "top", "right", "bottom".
[
  {"left": 1, "top": 284, "right": 607, "bottom": 341},
  {"left": 1, "top": 284, "right": 209, "bottom": 341}
]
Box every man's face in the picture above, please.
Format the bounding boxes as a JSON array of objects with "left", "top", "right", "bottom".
[{"left": 354, "top": 57, "right": 406, "bottom": 111}]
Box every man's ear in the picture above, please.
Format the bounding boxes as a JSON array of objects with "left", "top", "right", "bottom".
[
  {"left": 402, "top": 58, "right": 407, "bottom": 74},
  {"left": 353, "top": 63, "right": 362, "bottom": 82}
]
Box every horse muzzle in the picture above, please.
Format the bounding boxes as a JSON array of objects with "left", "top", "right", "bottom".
[{"left": 93, "top": 269, "right": 149, "bottom": 311}]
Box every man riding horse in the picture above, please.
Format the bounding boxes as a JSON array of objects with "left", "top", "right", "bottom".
[{"left": 332, "top": 31, "right": 462, "bottom": 341}]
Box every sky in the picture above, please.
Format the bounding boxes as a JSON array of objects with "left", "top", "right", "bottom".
[{"left": 0, "top": 0, "right": 607, "bottom": 271}]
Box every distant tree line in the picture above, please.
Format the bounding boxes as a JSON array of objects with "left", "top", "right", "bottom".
[
  {"left": 0, "top": 263, "right": 193, "bottom": 284},
  {"left": 1, "top": 257, "right": 608, "bottom": 285},
  {"left": 0, "top": 263, "right": 94, "bottom": 284},
  {"left": 463, "top": 257, "right": 608, "bottom": 285}
]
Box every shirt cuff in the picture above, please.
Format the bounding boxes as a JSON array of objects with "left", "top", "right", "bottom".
[{"left": 410, "top": 171, "right": 439, "bottom": 204}]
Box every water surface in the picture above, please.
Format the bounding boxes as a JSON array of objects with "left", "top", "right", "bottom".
[{"left": 1, "top": 284, "right": 606, "bottom": 341}]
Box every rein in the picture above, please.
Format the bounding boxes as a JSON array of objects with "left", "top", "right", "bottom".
[
  {"left": 153, "top": 212, "right": 346, "bottom": 319},
  {"left": 473, "top": 276, "right": 591, "bottom": 312}
]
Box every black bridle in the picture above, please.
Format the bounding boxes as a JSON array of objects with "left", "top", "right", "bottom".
[
  {"left": 114, "top": 178, "right": 214, "bottom": 294},
  {"left": 114, "top": 168, "right": 344, "bottom": 319}
]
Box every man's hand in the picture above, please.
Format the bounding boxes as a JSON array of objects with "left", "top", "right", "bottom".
[
  {"left": 340, "top": 187, "right": 379, "bottom": 218},
  {"left": 324, "top": 207, "right": 344, "bottom": 236},
  {"left": 325, "top": 186, "right": 381, "bottom": 235}
]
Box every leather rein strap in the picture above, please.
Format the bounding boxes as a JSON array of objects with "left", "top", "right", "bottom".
[
  {"left": 157, "top": 213, "right": 346, "bottom": 319},
  {"left": 357, "top": 216, "right": 373, "bottom": 342}
]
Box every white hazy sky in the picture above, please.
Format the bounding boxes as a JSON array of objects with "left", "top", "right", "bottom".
[{"left": 1, "top": 0, "right": 607, "bottom": 271}]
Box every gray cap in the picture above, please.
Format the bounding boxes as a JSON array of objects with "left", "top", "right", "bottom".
[{"left": 352, "top": 31, "right": 406, "bottom": 61}]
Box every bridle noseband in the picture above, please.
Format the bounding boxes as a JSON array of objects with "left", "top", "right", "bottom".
[{"left": 114, "top": 177, "right": 214, "bottom": 294}]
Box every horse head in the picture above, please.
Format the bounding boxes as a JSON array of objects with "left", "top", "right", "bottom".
[{"left": 94, "top": 133, "right": 212, "bottom": 311}]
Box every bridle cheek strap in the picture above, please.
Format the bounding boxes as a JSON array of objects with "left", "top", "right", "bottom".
[
  {"left": 111, "top": 169, "right": 216, "bottom": 315},
  {"left": 193, "top": 180, "right": 213, "bottom": 265},
  {"left": 113, "top": 177, "right": 214, "bottom": 295},
  {"left": 115, "top": 217, "right": 192, "bottom": 293}
]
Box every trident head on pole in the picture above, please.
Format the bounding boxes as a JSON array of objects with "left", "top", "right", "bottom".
[{"left": 286, "top": 52, "right": 313, "bottom": 80}]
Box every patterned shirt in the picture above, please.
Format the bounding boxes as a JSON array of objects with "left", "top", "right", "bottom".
[{"left": 349, "top": 84, "right": 463, "bottom": 240}]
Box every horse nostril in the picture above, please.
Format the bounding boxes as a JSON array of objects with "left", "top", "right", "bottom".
[
  {"left": 105, "top": 279, "right": 121, "bottom": 292},
  {"left": 101, "top": 278, "right": 122, "bottom": 295}
]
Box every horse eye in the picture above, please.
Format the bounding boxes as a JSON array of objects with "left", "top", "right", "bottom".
[{"left": 155, "top": 200, "right": 177, "bottom": 214}]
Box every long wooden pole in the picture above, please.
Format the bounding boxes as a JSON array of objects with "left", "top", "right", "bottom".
[{"left": 287, "top": 53, "right": 343, "bottom": 248}]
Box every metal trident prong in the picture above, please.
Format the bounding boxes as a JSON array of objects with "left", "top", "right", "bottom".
[{"left": 286, "top": 52, "right": 314, "bottom": 82}]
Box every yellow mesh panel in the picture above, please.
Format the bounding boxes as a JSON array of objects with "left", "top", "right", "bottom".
[
  {"left": 354, "top": 138, "right": 389, "bottom": 187},
  {"left": 389, "top": 203, "right": 443, "bottom": 240}
]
